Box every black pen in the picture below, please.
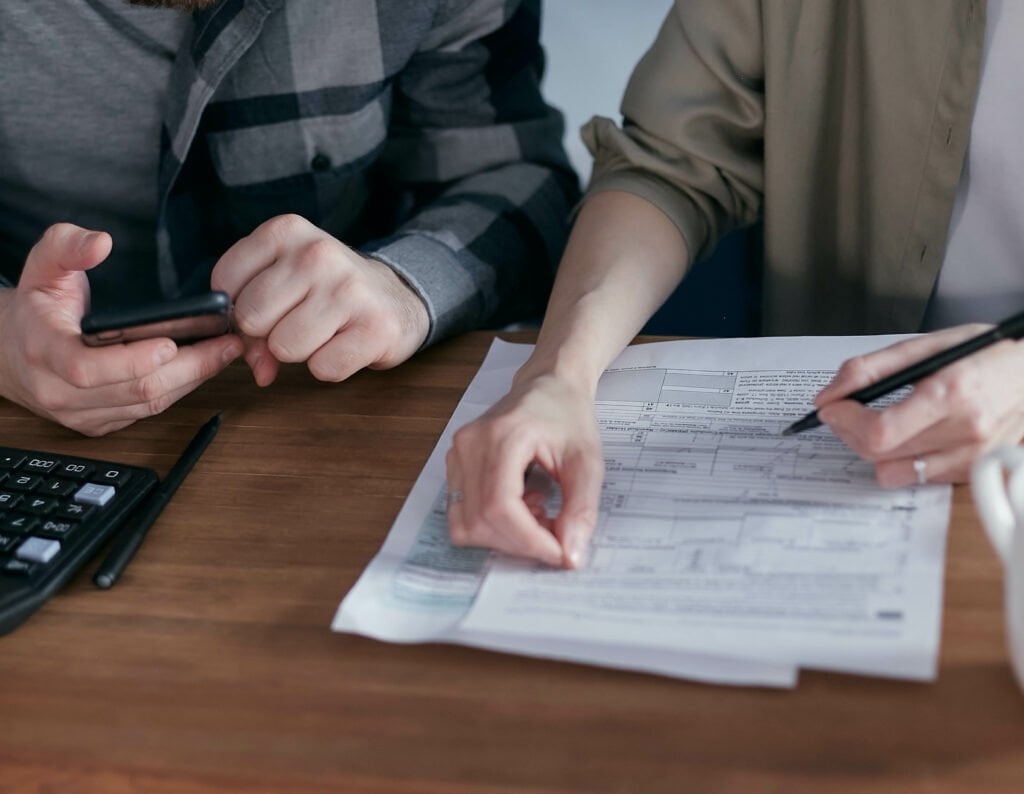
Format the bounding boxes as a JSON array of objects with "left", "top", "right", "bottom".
[
  {"left": 782, "top": 309, "right": 1024, "bottom": 436},
  {"left": 93, "top": 413, "right": 222, "bottom": 588}
]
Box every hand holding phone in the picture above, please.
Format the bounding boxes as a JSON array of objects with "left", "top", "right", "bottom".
[
  {"left": 1, "top": 225, "right": 243, "bottom": 436},
  {"left": 80, "top": 291, "right": 234, "bottom": 346}
]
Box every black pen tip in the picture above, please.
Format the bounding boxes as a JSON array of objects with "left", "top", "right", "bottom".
[{"left": 780, "top": 426, "right": 795, "bottom": 436}]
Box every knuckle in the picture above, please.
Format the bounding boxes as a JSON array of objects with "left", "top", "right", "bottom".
[
  {"left": 838, "top": 356, "right": 869, "bottom": 384},
  {"left": 62, "top": 358, "right": 93, "bottom": 389},
  {"left": 861, "top": 419, "right": 892, "bottom": 458},
  {"left": 267, "top": 337, "right": 300, "bottom": 364},
  {"left": 144, "top": 393, "right": 173, "bottom": 417},
  {"left": 942, "top": 374, "right": 971, "bottom": 406},
  {"left": 452, "top": 424, "right": 485, "bottom": 454},
  {"left": 197, "top": 348, "right": 228, "bottom": 380},
  {"left": 448, "top": 524, "right": 470, "bottom": 546},
  {"left": 75, "top": 422, "right": 109, "bottom": 438},
  {"left": 307, "top": 357, "right": 344, "bottom": 382},
  {"left": 40, "top": 222, "right": 76, "bottom": 250},
  {"left": 485, "top": 413, "right": 517, "bottom": 438},
  {"left": 295, "top": 238, "right": 339, "bottom": 275},
  {"left": 339, "top": 274, "right": 371, "bottom": 304},
  {"left": 963, "top": 409, "right": 992, "bottom": 443},
  {"left": 451, "top": 425, "right": 472, "bottom": 451},
  {"left": 481, "top": 494, "right": 514, "bottom": 523},
  {"left": 133, "top": 373, "right": 166, "bottom": 405},
  {"left": 233, "top": 303, "right": 266, "bottom": 338},
  {"left": 37, "top": 389, "right": 70, "bottom": 414},
  {"left": 916, "top": 378, "right": 947, "bottom": 403},
  {"left": 22, "top": 336, "right": 46, "bottom": 368},
  {"left": 261, "top": 213, "right": 307, "bottom": 242},
  {"left": 368, "top": 311, "right": 401, "bottom": 346}
]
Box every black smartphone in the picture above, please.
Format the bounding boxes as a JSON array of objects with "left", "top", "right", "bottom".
[{"left": 81, "top": 291, "right": 233, "bottom": 347}]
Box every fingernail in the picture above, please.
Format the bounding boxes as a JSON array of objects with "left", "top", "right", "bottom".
[
  {"left": 564, "top": 524, "right": 588, "bottom": 569},
  {"left": 78, "top": 230, "right": 101, "bottom": 253},
  {"left": 223, "top": 344, "right": 242, "bottom": 363},
  {"left": 155, "top": 345, "right": 175, "bottom": 365}
]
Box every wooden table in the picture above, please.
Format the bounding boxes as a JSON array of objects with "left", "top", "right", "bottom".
[{"left": 1, "top": 331, "right": 1022, "bottom": 793}]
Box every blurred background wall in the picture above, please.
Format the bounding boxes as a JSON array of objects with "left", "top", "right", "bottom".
[{"left": 540, "top": 0, "right": 761, "bottom": 337}]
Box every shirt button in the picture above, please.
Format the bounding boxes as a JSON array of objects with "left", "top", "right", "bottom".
[{"left": 310, "top": 152, "right": 332, "bottom": 172}]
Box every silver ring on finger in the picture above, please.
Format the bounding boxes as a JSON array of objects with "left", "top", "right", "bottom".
[
  {"left": 446, "top": 489, "right": 464, "bottom": 508},
  {"left": 913, "top": 458, "right": 928, "bottom": 486}
]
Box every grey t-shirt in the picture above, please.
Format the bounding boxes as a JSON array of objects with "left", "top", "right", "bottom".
[{"left": 0, "top": 1, "right": 188, "bottom": 308}]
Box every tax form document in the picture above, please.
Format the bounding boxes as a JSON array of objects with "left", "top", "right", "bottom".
[{"left": 333, "top": 336, "right": 952, "bottom": 686}]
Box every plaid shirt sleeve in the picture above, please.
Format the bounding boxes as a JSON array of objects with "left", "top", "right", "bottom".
[{"left": 360, "top": 0, "right": 579, "bottom": 345}]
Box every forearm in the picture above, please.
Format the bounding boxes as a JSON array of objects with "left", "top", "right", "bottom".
[{"left": 515, "top": 190, "right": 690, "bottom": 393}]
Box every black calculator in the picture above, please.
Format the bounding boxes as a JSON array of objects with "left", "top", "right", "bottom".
[{"left": 0, "top": 446, "right": 159, "bottom": 634}]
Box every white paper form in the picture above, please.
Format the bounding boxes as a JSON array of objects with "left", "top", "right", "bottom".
[
  {"left": 332, "top": 340, "right": 798, "bottom": 687},
  {"left": 461, "top": 336, "right": 952, "bottom": 681}
]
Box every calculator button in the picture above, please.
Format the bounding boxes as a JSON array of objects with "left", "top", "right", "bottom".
[
  {"left": 0, "top": 533, "right": 18, "bottom": 552},
  {"left": 57, "top": 462, "right": 95, "bottom": 480},
  {"left": 41, "top": 478, "right": 76, "bottom": 497},
  {"left": 24, "top": 457, "right": 61, "bottom": 475},
  {"left": 0, "top": 452, "right": 26, "bottom": 470},
  {"left": 16, "top": 537, "right": 61, "bottom": 564},
  {"left": 7, "top": 474, "right": 41, "bottom": 492},
  {"left": 0, "top": 514, "right": 39, "bottom": 534},
  {"left": 95, "top": 468, "right": 131, "bottom": 487},
  {"left": 23, "top": 496, "right": 58, "bottom": 515},
  {"left": 56, "top": 502, "right": 93, "bottom": 520},
  {"left": 1, "top": 558, "right": 36, "bottom": 576},
  {"left": 37, "top": 520, "right": 77, "bottom": 539},
  {"left": 0, "top": 491, "right": 22, "bottom": 510},
  {"left": 74, "top": 483, "right": 116, "bottom": 507}
]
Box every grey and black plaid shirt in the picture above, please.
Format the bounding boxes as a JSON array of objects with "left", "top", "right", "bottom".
[
  {"left": 0, "top": 0, "right": 577, "bottom": 344},
  {"left": 159, "top": 0, "right": 578, "bottom": 345}
]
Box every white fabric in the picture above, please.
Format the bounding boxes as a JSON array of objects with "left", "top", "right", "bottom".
[{"left": 925, "top": 0, "right": 1024, "bottom": 329}]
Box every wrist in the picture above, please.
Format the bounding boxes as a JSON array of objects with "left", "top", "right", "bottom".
[
  {"left": 365, "top": 254, "right": 430, "bottom": 353},
  {"left": 513, "top": 346, "right": 603, "bottom": 397},
  {"left": 514, "top": 303, "right": 628, "bottom": 396}
]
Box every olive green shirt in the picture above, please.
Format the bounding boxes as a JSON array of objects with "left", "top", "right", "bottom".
[{"left": 583, "top": 0, "right": 985, "bottom": 335}]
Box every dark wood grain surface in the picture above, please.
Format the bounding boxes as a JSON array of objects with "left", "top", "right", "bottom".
[{"left": 1, "top": 331, "right": 1022, "bottom": 793}]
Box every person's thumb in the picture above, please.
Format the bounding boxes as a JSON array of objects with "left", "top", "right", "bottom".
[
  {"left": 554, "top": 448, "right": 604, "bottom": 569},
  {"left": 19, "top": 224, "right": 111, "bottom": 292}
]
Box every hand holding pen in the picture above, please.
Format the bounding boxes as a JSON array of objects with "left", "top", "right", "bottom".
[{"left": 787, "top": 311, "right": 1024, "bottom": 489}]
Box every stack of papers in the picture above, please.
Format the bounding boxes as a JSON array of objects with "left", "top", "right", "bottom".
[{"left": 332, "top": 336, "right": 952, "bottom": 688}]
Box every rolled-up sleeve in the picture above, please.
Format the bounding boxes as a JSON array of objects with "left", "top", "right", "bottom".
[
  {"left": 362, "top": 0, "right": 579, "bottom": 345},
  {"left": 583, "top": 0, "right": 765, "bottom": 264}
]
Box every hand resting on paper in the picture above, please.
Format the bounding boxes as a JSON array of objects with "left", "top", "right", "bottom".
[{"left": 445, "top": 371, "right": 604, "bottom": 570}]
